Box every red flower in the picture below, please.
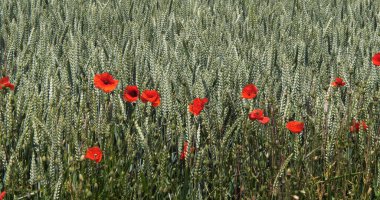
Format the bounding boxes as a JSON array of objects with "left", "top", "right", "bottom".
[
  {"left": 0, "top": 191, "right": 6, "bottom": 200},
  {"left": 286, "top": 121, "right": 304, "bottom": 134},
  {"left": 248, "top": 109, "right": 270, "bottom": 124},
  {"left": 241, "top": 84, "right": 258, "bottom": 99},
  {"left": 372, "top": 52, "right": 380, "bottom": 66},
  {"left": 85, "top": 146, "right": 103, "bottom": 163},
  {"left": 350, "top": 120, "right": 368, "bottom": 133},
  {"left": 188, "top": 98, "right": 208, "bottom": 116},
  {"left": 331, "top": 77, "right": 346, "bottom": 87},
  {"left": 123, "top": 85, "right": 139, "bottom": 103},
  {"left": 151, "top": 97, "right": 161, "bottom": 107},
  {"left": 258, "top": 117, "right": 270, "bottom": 124},
  {"left": 180, "top": 141, "right": 189, "bottom": 160},
  {"left": 249, "top": 109, "right": 264, "bottom": 120},
  {"left": 93, "top": 72, "right": 119, "bottom": 93},
  {"left": 141, "top": 90, "right": 160, "bottom": 107},
  {"left": 0, "top": 76, "right": 15, "bottom": 90}
]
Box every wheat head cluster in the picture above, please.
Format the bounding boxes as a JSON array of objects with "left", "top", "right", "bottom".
[{"left": 1, "top": 0, "right": 380, "bottom": 199}]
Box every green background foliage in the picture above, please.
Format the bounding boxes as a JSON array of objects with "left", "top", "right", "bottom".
[{"left": 1, "top": 0, "right": 380, "bottom": 199}]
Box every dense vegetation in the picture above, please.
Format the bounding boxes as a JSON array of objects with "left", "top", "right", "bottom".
[{"left": 1, "top": 0, "right": 380, "bottom": 199}]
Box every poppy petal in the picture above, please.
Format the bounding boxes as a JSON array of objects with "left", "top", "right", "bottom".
[
  {"left": 248, "top": 109, "right": 264, "bottom": 120},
  {"left": 258, "top": 117, "right": 270, "bottom": 124},
  {"left": 331, "top": 77, "right": 345, "bottom": 87},
  {"left": 0, "top": 191, "right": 6, "bottom": 200},
  {"left": 152, "top": 97, "right": 161, "bottom": 107},
  {"left": 350, "top": 120, "right": 368, "bottom": 133},
  {"left": 189, "top": 98, "right": 208, "bottom": 116},
  {"left": 241, "top": 84, "right": 258, "bottom": 99},
  {"left": 180, "top": 141, "right": 189, "bottom": 160},
  {"left": 141, "top": 90, "right": 160, "bottom": 107},
  {"left": 0, "top": 76, "right": 15, "bottom": 90},
  {"left": 94, "top": 73, "right": 118, "bottom": 93},
  {"left": 372, "top": 52, "right": 380, "bottom": 66},
  {"left": 123, "top": 85, "right": 139, "bottom": 103},
  {"left": 85, "top": 146, "right": 103, "bottom": 163},
  {"left": 0, "top": 77, "right": 10, "bottom": 84},
  {"left": 286, "top": 121, "right": 304, "bottom": 134}
]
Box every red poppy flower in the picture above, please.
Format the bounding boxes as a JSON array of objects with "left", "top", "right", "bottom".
[
  {"left": 123, "top": 85, "right": 139, "bottom": 103},
  {"left": 180, "top": 141, "right": 189, "bottom": 160},
  {"left": 141, "top": 90, "right": 161, "bottom": 107},
  {"left": 331, "top": 77, "right": 346, "bottom": 87},
  {"left": 248, "top": 109, "right": 270, "bottom": 124},
  {"left": 372, "top": 52, "right": 380, "bottom": 66},
  {"left": 151, "top": 97, "right": 161, "bottom": 107},
  {"left": 249, "top": 109, "right": 264, "bottom": 120},
  {"left": 85, "top": 146, "right": 103, "bottom": 163},
  {"left": 93, "top": 72, "right": 119, "bottom": 93},
  {"left": 286, "top": 121, "right": 304, "bottom": 134},
  {"left": 350, "top": 120, "right": 368, "bottom": 133},
  {"left": 241, "top": 84, "right": 258, "bottom": 99},
  {"left": 258, "top": 117, "right": 270, "bottom": 124},
  {"left": 0, "top": 76, "right": 15, "bottom": 90},
  {"left": 188, "top": 98, "right": 208, "bottom": 116},
  {"left": 0, "top": 191, "right": 6, "bottom": 200}
]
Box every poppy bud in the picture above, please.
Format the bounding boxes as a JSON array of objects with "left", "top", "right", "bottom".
[
  {"left": 291, "top": 195, "right": 300, "bottom": 200},
  {"left": 85, "top": 189, "right": 92, "bottom": 197},
  {"left": 79, "top": 174, "right": 84, "bottom": 181},
  {"left": 367, "top": 187, "right": 373, "bottom": 195},
  {"left": 286, "top": 168, "right": 292, "bottom": 176}
]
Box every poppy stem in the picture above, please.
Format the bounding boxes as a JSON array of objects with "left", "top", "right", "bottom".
[{"left": 294, "top": 133, "right": 301, "bottom": 160}]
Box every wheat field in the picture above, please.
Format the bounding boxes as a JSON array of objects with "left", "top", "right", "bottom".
[{"left": 1, "top": 0, "right": 380, "bottom": 199}]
